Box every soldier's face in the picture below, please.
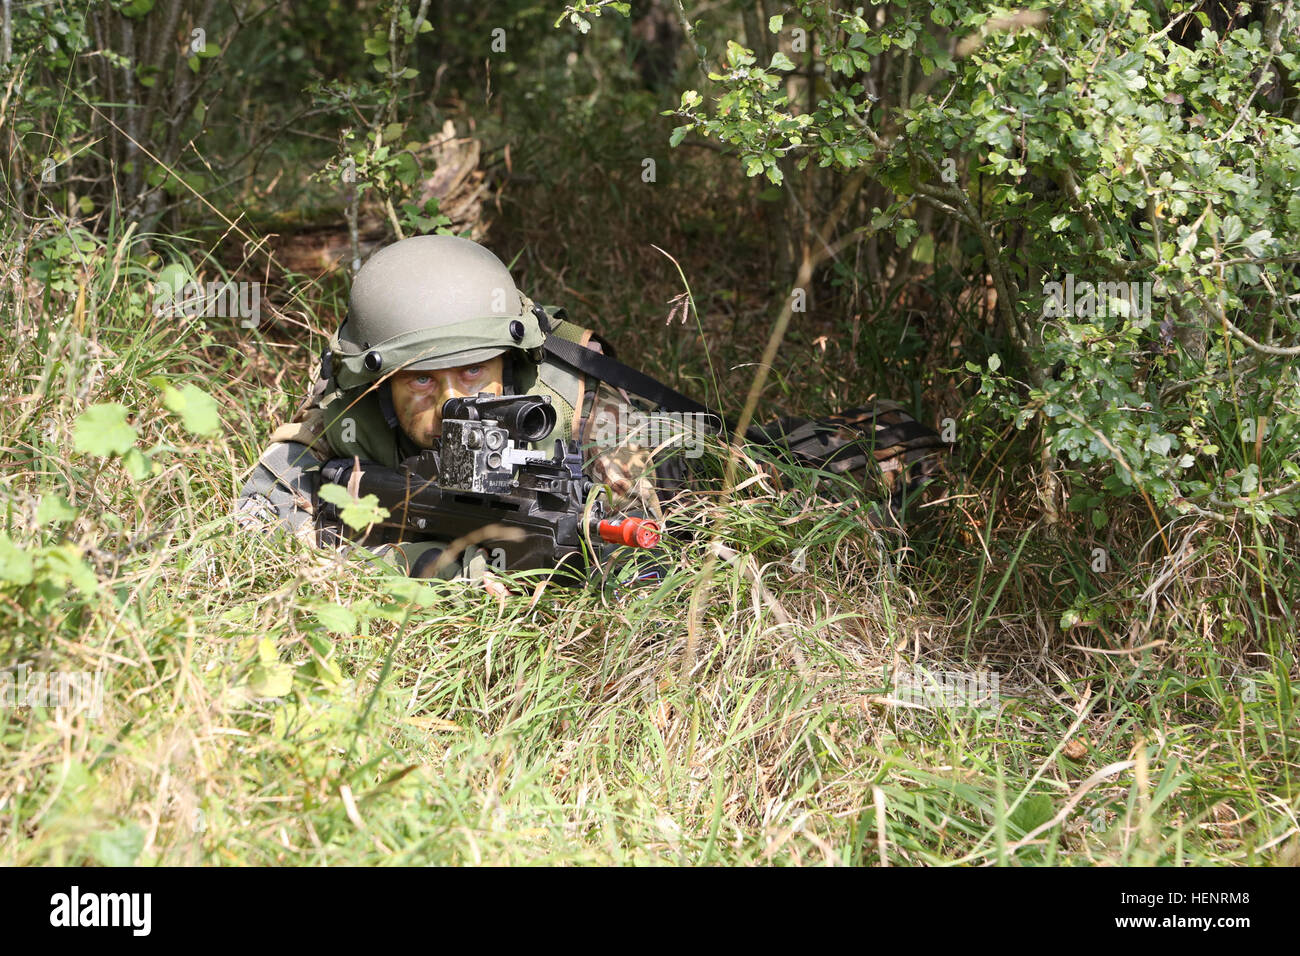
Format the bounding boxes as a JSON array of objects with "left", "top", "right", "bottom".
[{"left": 390, "top": 356, "right": 505, "bottom": 449}]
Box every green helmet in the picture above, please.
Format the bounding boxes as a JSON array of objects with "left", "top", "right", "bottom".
[{"left": 330, "top": 235, "right": 547, "bottom": 390}]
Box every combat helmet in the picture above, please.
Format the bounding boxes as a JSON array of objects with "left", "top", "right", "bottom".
[{"left": 328, "top": 235, "right": 548, "bottom": 391}]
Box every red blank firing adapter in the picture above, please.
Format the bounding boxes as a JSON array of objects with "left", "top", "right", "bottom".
[{"left": 596, "top": 516, "right": 661, "bottom": 549}]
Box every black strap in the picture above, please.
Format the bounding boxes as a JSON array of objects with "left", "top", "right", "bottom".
[
  {"left": 540, "top": 333, "right": 734, "bottom": 436},
  {"left": 502, "top": 352, "right": 516, "bottom": 396},
  {"left": 765, "top": 414, "right": 940, "bottom": 449},
  {"left": 873, "top": 420, "right": 944, "bottom": 447},
  {"left": 536, "top": 312, "right": 941, "bottom": 463}
]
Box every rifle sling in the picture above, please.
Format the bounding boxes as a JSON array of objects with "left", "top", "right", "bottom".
[
  {"left": 539, "top": 332, "right": 940, "bottom": 466},
  {"left": 540, "top": 334, "right": 735, "bottom": 436}
]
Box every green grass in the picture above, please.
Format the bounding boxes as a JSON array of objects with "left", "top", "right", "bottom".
[{"left": 2, "top": 213, "right": 1298, "bottom": 867}]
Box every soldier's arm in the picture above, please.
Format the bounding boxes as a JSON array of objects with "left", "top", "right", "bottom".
[
  {"left": 235, "top": 440, "right": 324, "bottom": 546},
  {"left": 235, "top": 395, "right": 338, "bottom": 537},
  {"left": 237, "top": 449, "right": 485, "bottom": 582},
  {"left": 580, "top": 379, "right": 666, "bottom": 522},
  {"left": 239, "top": 436, "right": 504, "bottom": 589}
]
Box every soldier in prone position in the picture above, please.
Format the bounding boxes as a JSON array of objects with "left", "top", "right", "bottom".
[
  {"left": 236, "top": 235, "right": 947, "bottom": 584},
  {"left": 236, "top": 235, "right": 683, "bottom": 584}
]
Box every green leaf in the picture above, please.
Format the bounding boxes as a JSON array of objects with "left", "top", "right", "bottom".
[
  {"left": 123, "top": 448, "right": 156, "bottom": 482},
  {"left": 318, "top": 484, "right": 391, "bottom": 531},
  {"left": 73, "top": 404, "right": 138, "bottom": 458},
  {"left": 0, "top": 534, "right": 34, "bottom": 587},
  {"left": 40, "top": 544, "right": 98, "bottom": 595},
  {"left": 988, "top": 353, "right": 1002, "bottom": 372},
  {"left": 160, "top": 382, "right": 222, "bottom": 437},
  {"left": 119, "top": 0, "right": 155, "bottom": 19},
  {"left": 392, "top": 152, "right": 419, "bottom": 186},
  {"left": 911, "top": 234, "right": 935, "bottom": 264},
  {"left": 249, "top": 661, "right": 294, "bottom": 698},
  {"left": 36, "top": 495, "right": 76, "bottom": 525},
  {"left": 364, "top": 36, "right": 390, "bottom": 56},
  {"left": 1008, "top": 793, "right": 1055, "bottom": 838},
  {"left": 88, "top": 823, "right": 145, "bottom": 867},
  {"left": 255, "top": 637, "right": 279, "bottom": 665},
  {"left": 1242, "top": 230, "right": 1271, "bottom": 257},
  {"left": 768, "top": 14, "right": 783, "bottom": 34},
  {"left": 314, "top": 603, "right": 358, "bottom": 636},
  {"left": 769, "top": 51, "right": 795, "bottom": 71},
  {"left": 1145, "top": 433, "right": 1173, "bottom": 456}
]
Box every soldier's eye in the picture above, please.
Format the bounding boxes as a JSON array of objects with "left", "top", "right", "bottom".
[
  {"left": 464, "top": 365, "right": 483, "bottom": 377},
  {"left": 413, "top": 374, "right": 434, "bottom": 387}
]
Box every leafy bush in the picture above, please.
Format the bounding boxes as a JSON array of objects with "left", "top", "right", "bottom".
[{"left": 574, "top": 0, "right": 1300, "bottom": 522}]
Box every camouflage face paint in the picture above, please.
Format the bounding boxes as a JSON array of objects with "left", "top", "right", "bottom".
[{"left": 389, "top": 356, "right": 505, "bottom": 449}]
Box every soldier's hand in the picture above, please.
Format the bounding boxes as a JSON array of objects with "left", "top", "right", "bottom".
[
  {"left": 592, "top": 454, "right": 634, "bottom": 501},
  {"left": 480, "top": 568, "right": 512, "bottom": 599}
]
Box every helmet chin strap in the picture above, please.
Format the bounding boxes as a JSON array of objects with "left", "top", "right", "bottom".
[
  {"left": 502, "top": 353, "right": 516, "bottom": 396},
  {"left": 377, "top": 380, "right": 400, "bottom": 430}
]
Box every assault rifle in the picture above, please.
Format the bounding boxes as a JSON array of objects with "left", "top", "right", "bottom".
[{"left": 320, "top": 393, "right": 661, "bottom": 579}]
